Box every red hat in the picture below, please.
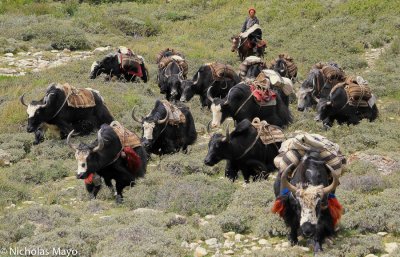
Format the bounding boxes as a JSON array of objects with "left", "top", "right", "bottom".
[{"left": 248, "top": 7, "right": 256, "bottom": 14}]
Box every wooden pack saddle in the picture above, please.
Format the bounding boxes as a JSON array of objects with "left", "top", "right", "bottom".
[
  {"left": 110, "top": 121, "right": 141, "bottom": 148},
  {"left": 58, "top": 83, "right": 96, "bottom": 108}
]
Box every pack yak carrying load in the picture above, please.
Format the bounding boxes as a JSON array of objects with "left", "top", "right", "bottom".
[
  {"left": 158, "top": 55, "right": 189, "bottom": 79},
  {"left": 251, "top": 69, "right": 293, "bottom": 106},
  {"left": 270, "top": 53, "right": 298, "bottom": 81},
  {"left": 117, "top": 47, "right": 146, "bottom": 79},
  {"left": 156, "top": 48, "right": 185, "bottom": 64},
  {"left": 274, "top": 132, "right": 346, "bottom": 177},
  {"left": 272, "top": 132, "right": 346, "bottom": 252},
  {"left": 239, "top": 56, "right": 267, "bottom": 79},
  {"left": 232, "top": 24, "right": 267, "bottom": 61}
]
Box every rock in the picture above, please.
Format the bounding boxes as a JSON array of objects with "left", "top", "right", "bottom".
[
  {"left": 132, "top": 208, "right": 162, "bottom": 214},
  {"left": 298, "top": 246, "right": 310, "bottom": 252},
  {"left": 63, "top": 48, "right": 71, "bottom": 53},
  {"left": 251, "top": 246, "right": 261, "bottom": 251},
  {"left": 32, "top": 51, "right": 43, "bottom": 57},
  {"left": 243, "top": 248, "right": 252, "bottom": 254},
  {"left": 205, "top": 214, "right": 216, "bottom": 220},
  {"left": 0, "top": 68, "right": 18, "bottom": 75},
  {"left": 258, "top": 239, "right": 270, "bottom": 246},
  {"left": 198, "top": 218, "right": 209, "bottom": 226},
  {"left": 377, "top": 232, "right": 388, "bottom": 237},
  {"left": 194, "top": 246, "right": 207, "bottom": 257},
  {"left": 205, "top": 238, "right": 218, "bottom": 246},
  {"left": 181, "top": 241, "right": 189, "bottom": 248},
  {"left": 22, "top": 201, "right": 36, "bottom": 205},
  {"left": 381, "top": 255, "right": 389, "bottom": 257},
  {"left": 4, "top": 53, "right": 14, "bottom": 57},
  {"left": 223, "top": 240, "right": 234, "bottom": 249},
  {"left": 223, "top": 250, "right": 234, "bottom": 255},
  {"left": 93, "top": 46, "right": 111, "bottom": 53},
  {"left": 189, "top": 243, "right": 198, "bottom": 250},
  {"left": 365, "top": 254, "right": 378, "bottom": 257},
  {"left": 50, "top": 50, "right": 59, "bottom": 53},
  {"left": 234, "top": 234, "right": 243, "bottom": 242},
  {"left": 281, "top": 241, "right": 290, "bottom": 248},
  {"left": 0, "top": 149, "right": 11, "bottom": 166},
  {"left": 223, "top": 232, "right": 235, "bottom": 239},
  {"left": 385, "top": 242, "right": 398, "bottom": 253}
]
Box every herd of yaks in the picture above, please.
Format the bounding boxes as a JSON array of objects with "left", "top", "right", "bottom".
[{"left": 19, "top": 47, "right": 379, "bottom": 252}]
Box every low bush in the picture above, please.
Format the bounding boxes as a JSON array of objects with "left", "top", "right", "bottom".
[
  {"left": 110, "top": 16, "right": 161, "bottom": 37},
  {"left": 125, "top": 172, "right": 236, "bottom": 216}
]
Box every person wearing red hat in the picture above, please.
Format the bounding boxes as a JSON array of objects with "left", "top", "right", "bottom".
[
  {"left": 241, "top": 8, "right": 262, "bottom": 53},
  {"left": 241, "top": 8, "right": 259, "bottom": 32}
]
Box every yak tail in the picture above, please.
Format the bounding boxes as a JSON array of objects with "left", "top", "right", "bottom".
[
  {"left": 271, "top": 198, "right": 286, "bottom": 218},
  {"left": 370, "top": 104, "right": 379, "bottom": 122},
  {"left": 328, "top": 196, "right": 343, "bottom": 227},
  {"left": 276, "top": 94, "right": 293, "bottom": 127}
]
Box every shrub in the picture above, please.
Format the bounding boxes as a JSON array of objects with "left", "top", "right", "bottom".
[
  {"left": 340, "top": 174, "right": 386, "bottom": 192},
  {"left": 110, "top": 16, "right": 161, "bottom": 37},
  {"left": 125, "top": 172, "right": 236, "bottom": 216},
  {"left": 0, "top": 177, "right": 30, "bottom": 207}
]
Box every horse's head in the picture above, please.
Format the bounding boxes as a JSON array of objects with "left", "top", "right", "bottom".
[{"left": 231, "top": 35, "right": 240, "bottom": 52}]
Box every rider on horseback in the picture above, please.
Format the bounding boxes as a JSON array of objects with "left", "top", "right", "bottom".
[{"left": 241, "top": 8, "right": 262, "bottom": 53}]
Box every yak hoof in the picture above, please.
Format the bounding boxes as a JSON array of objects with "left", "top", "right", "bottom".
[
  {"left": 115, "top": 195, "right": 123, "bottom": 204},
  {"left": 313, "top": 241, "right": 322, "bottom": 253}
]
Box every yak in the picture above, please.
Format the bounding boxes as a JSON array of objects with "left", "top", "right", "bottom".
[
  {"left": 67, "top": 123, "right": 147, "bottom": 203},
  {"left": 90, "top": 52, "right": 148, "bottom": 83},
  {"left": 273, "top": 151, "right": 341, "bottom": 252},
  {"left": 20, "top": 83, "right": 114, "bottom": 144},
  {"left": 158, "top": 60, "right": 185, "bottom": 101},
  {"left": 180, "top": 64, "right": 241, "bottom": 108},
  {"left": 209, "top": 82, "right": 292, "bottom": 129},
  {"left": 318, "top": 87, "right": 378, "bottom": 128},
  {"left": 204, "top": 119, "right": 280, "bottom": 182},
  {"left": 132, "top": 100, "right": 197, "bottom": 155}
]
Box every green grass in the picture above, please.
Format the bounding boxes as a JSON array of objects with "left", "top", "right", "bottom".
[{"left": 0, "top": 0, "right": 399, "bottom": 256}]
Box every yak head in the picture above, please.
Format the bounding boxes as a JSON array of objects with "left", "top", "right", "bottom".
[
  {"left": 210, "top": 86, "right": 231, "bottom": 128},
  {"left": 280, "top": 152, "right": 339, "bottom": 238},
  {"left": 204, "top": 129, "right": 230, "bottom": 166},
  {"left": 297, "top": 86, "right": 315, "bottom": 112},
  {"left": 67, "top": 124, "right": 121, "bottom": 179},
  {"left": 132, "top": 100, "right": 169, "bottom": 150},
  {"left": 90, "top": 54, "right": 119, "bottom": 79},
  {"left": 67, "top": 129, "right": 105, "bottom": 179},
  {"left": 20, "top": 84, "right": 59, "bottom": 133},
  {"left": 273, "top": 58, "right": 287, "bottom": 77}
]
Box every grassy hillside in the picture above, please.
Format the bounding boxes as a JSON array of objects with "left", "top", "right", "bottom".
[{"left": 0, "top": 0, "right": 400, "bottom": 256}]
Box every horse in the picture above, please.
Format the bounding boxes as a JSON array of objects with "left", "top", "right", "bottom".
[{"left": 231, "top": 35, "right": 265, "bottom": 61}]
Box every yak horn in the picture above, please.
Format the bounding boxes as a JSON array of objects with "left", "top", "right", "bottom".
[
  {"left": 66, "top": 130, "right": 77, "bottom": 150},
  {"left": 131, "top": 107, "right": 143, "bottom": 123},
  {"left": 280, "top": 164, "right": 297, "bottom": 194},
  {"left": 20, "top": 93, "right": 28, "bottom": 107},
  {"left": 157, "top": 112, "right": 169, "bottom": 124},
  {"left": 207, "top": 86, "right": 214, "bottom": 102},
  {"left": 322, "top": 165, "right": 339, "bottom": 195},
  {"left": 193, "top": 72, "right": 200, "bottom": 85},
  {"left": 93, "top": 129, "right": 105, "bottom": 152}
]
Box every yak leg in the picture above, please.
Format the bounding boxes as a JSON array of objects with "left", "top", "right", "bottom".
[
  {"left": 55, "top": 120, "right": 74, "bottom": 139},
  {"left": 33, "top": 127, "right": 46, "bottom": 145},
  {"left": 103, "top": 177, "right": 116, "bottom": 196},
  {"left": 113, "top": 165, "right": 135, "bottom": 204},
  {"left": 225, "top": 161, "right": 239, "bottom": 182},
  {"left": 85, "top": 183, "right": 101, "bottom": 199}
]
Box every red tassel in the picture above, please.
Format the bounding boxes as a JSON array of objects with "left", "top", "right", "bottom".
[
  {"left": 271, "top": 198, "right": 285, "bottom": 217},
  {"left": 84, "top": 173, "right": 94, "bottom": 185},
  {"left": 328, "top": 197, "right": 343, "bottom": 227},
  {"left": 123, "top": 147, "right": 142, "bottom": 174}
]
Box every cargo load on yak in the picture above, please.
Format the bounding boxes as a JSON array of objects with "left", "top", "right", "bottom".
[
  {"left": 117, "top": 46, "right": 145, "bottom": 78},
  {"left": 251, "top": 118, "right": 285, "bottom": 145},
  {"left": 270, "top": 53, "right": 298, "bottom": 79},
  {"left": 207, "top": 62, "right": 238, "bottom": 81},
  {"left": 254, "top": 70, "right": 293, "bottom": 96},
  {"left": 331, "top": 76, "right": 374, "bottom": 107},
  {"left": 274, "top": 132, "right": 346, "bottom": 177},
  {"left": 239, "top": 56, "right": 266, "bottom": 78},
  {"left": 56, "top": 83, "right": 96, "bottom": 108},
  {"left": 160, "top": 100, "right": 186, "bottom": 125},
  {"left": 156, "top": 48, "right": 185, "bottom": 64},
  {"left": 158, "top": 55, "right": 189, "bottom": 79}
]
